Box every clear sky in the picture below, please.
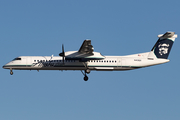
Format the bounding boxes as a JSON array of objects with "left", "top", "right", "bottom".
[{"left": 0, "top": 0, "right": 180, "bottom": 120}]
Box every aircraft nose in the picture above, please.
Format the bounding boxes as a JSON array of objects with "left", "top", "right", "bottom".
[
  {"left": 2, "top": 64, "right": 8, "bottom": 69},
  {"left": 3, "top": 65, "right": 6, "bottom": 69}
]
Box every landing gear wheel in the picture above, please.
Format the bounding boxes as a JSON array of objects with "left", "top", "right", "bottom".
[
  {"left": 81, "top": 70, "right": 90, "bottom": 81},
  {"left": 10, "top": 70, "right": 13, "bottom": 75},
  {"left": 85, "top": 69, "right": 90, "bottom": 74},
  {"left": 84, "top": 75, "right": 88, "bottom": 81}
]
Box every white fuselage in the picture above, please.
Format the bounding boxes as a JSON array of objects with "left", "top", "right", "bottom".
[
  {"left": 3, "top": 52, "right": 169, "bottom": 71},
  {"left": 2, "top": 32, "right": 176, "bottom": 81}
]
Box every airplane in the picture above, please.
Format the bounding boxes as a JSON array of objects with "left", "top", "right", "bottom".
[{"left": 3, "top": 31, "right": 177, "bottom": 81}]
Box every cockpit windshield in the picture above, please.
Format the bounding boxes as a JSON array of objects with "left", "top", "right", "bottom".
[{"left": 12, "top": 57, "right": 21, "bottom": 61}]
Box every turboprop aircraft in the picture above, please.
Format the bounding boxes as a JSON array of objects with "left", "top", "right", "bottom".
[{"left": 3, "top": 32, "right": 177, "bottom": 81}]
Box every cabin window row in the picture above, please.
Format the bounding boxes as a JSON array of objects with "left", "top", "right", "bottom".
[
  {"left": 34, "top": 60, "right": 76, "bottom": 62},
  {"left": 34, "top": 60, "right": 117, "bottom": 63},
  {"left": 90, "top": 60, "right": 117, "bottom": 63}
]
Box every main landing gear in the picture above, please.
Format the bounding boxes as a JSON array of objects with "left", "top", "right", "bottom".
[{"left": 81, "top": 69, "right": 90, "bottom": 81}]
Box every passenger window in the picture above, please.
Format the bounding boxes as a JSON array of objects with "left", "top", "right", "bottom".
[{"left": 34, "top": 60, "right": 36, "bottom": 62}]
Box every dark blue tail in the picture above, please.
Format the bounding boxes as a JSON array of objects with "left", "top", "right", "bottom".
[{"left": 151, "top": 32, "right": 177, "bottom": 59}]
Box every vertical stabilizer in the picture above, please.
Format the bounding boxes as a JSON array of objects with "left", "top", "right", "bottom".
[{"left": 148, "top": 32, "right": 177, "bottom": 59}]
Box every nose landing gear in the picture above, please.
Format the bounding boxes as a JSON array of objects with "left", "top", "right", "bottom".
[{"left": 10, "top": 69, "right": 13, "bottom": 75}]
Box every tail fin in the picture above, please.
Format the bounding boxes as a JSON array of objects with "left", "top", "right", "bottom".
[{"left": 148, "top": 32, "right": 177, "bottom": 59}]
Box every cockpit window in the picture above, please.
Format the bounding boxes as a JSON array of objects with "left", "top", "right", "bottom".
[{"left": 13, "top": 57, "right": 21, "bottom": 61}]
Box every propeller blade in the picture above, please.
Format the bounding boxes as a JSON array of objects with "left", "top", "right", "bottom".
[
  {"left": 59, "top": 44, "right": 65, "bottom": 57},
  {"left": 62, "top": 44, "right": 64, "bottom": 54},
  {"left": 59, "top": 44, "right": 65, "bottom": 65}
]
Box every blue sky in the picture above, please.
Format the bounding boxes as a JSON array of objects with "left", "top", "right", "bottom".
[{"left": 0, "top": 0, "right": 180, "bottom": 120}]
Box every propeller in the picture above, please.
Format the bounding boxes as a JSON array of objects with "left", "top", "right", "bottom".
[{"left": 59, "top": 44, "right": 65, "bottom": 64}]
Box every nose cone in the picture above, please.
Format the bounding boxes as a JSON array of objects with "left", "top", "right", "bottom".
[
  {"left": 3, "top": 61, "right": 13, "bottom": 69},
  {"left": 2, "top": 63, "right": 11, "bottom": 69},
  {"left": 3, "top": 65, "right": 7, "bottom": 69}
]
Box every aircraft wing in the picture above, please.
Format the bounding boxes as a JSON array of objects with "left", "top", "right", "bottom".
[
  {"left": 65, "top": 40, "right": 105, "bottom": 62},
  {"left": 78, "top": 40, "right": 94, "bottom": 55}
]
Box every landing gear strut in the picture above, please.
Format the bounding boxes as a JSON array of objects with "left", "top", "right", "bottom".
[
  {"left": 81, "top": 62, "right": 90, "bottom": 81},
  {"left": 81, "top": 69, "right": 90, "bottom": 81}
]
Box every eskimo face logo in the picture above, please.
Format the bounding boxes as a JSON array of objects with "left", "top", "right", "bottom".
[{"left": 158, "top": 43, "right": 169, "bottom": 55}]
